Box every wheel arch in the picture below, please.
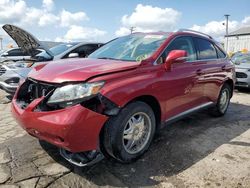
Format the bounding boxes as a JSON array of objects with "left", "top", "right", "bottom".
[
  {"left": 99, "top": 94, "right": 162, "bottom": 154},
  {"left": 129, "top": 95, "right": 162, "bottom": 129},
  {"left": 224, "top": 79, "right": 234, "bottom": 98}
]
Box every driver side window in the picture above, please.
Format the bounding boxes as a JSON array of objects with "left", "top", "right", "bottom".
[{"left": 157, "top": 36, "right": 197, "bottom": 64}]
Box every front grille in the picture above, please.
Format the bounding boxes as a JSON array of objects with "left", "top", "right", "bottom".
[
  {"left": 0, "top": 66, "right": 6, "bottom": 76},
  {"left": 236, "top": 72, "right": 248, "bottom": 78},
  {"left": 26, "top": 78, "right": 55, "bottom": 99},
  {"left": 16, "top": 78, "right": 56, "bottom": 109}
]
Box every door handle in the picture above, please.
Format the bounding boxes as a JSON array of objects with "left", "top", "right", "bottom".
[
  {"left": 196, "top": 69, "right": 204, "bottom": 75},
  {"left": 221, "top": 65, "right": 226, "bottom": 70}
]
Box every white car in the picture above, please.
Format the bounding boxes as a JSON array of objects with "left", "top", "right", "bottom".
[{"left": 0, "top": 47, "right": 42, "bottom": 63}]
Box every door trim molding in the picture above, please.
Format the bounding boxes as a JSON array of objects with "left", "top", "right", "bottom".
[{"left": 165, "top": 102, "right": 214, "bottom": 125}]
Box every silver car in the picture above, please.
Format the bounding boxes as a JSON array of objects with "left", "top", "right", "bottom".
[
  {"left": 0, "top": 47, "right": 43, "bottom": 63},
  {"left": 0, "top": 24, "right": 103, "bottom": 94},
  {"left": 232, "top": 53, "right": 250, "bottom": 90}
]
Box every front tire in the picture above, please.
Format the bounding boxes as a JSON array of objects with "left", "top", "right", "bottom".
[
  {"left": 103, "top": 101, "right": 156, "bottom": 163},
  {"left": 210, "top": 83, "right": 232, "bottom": 117}
]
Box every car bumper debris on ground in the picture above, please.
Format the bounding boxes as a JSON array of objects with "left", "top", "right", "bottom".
[{"left": 0, "top": 90, "right": 250, "bottom": 187}]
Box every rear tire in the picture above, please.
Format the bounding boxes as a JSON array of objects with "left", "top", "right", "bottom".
[
  {"left": 102, "top": 101, "right": 156, "bottom": 163},
  {"left": 210, "top": 83, "right": 232, "bottom": 117}
]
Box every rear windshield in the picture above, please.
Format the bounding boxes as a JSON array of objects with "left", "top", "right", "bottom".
[{"left": 88, "top": 34, "right": 168, "bottom": 62}]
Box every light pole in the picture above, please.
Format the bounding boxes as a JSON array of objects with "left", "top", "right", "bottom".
[
  {"left": 224, "top": 14, "right": 230, "bottom": 52},
  {"left": 130, "top": 27, "right": 135, "bottom": 34}
]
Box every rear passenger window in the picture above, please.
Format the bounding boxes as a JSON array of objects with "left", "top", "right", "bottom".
[
  {"left": 164, "top": 36, "right": 197, "bottom": 61},
  {"left": 195, "top": 38, "right": 217, "bottom": 60}
]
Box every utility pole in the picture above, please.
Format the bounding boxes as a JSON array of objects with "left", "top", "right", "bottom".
[
  {"left": 130, "top": 26, "right": 135, "bottom": 34},
  {"left": 224, "top": 14, "right": 230, "bottom": 52}
]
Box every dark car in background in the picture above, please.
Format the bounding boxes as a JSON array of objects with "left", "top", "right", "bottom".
[{"left": 0, "top": 24, "right": 103, "bottom": 94}]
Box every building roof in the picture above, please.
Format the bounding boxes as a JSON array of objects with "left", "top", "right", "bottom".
[{"left": 227, "top": 26, "right": 250, "bottom": 37}]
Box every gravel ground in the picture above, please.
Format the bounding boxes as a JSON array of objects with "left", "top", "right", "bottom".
[{"left": 0, "top": 89, "right": 249, "bottom": 188}]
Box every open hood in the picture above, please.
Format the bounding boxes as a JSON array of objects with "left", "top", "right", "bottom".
[
  {"left": 2, "top": 24, "right": 53, "bottom": 57},
  {"left": 29, "top": 58, "right": 140, "bottom": 83}
]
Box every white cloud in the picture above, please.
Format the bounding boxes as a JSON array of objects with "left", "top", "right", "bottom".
[
  {"left": 60, "top": 9, "right": 89, "bottom": 27},
  {"left": 190, "top": 20, "right": 239, "bottom": 40},
  {"left": 56, "top": 25, "right": 106, "bottom": 42},
  {"left": 116, "top": 4, "right": 181, "bottom": 36},
  {"left": 42, "top": 0, "right": 54, "bottom": 11},
  {"left": 0, "top": 0, "right": 27, "bottom": 24},
  {"left": 190, "top": 16, "right": 250, "bottom": 41},
  {"left": 38, "top": 13, "right": 59, "bottom": 27},
  {"left": 0, "top": 0, "right": 89, "bottom": 28},
  {"left": 0, "top": 0, "right": 106, "bottom": 46},
  {"left": 115, "top": 27, "right": 131, "bottom": 36},
  {"left": 242, "top": 16, "right": 250, "bottom": 25}
]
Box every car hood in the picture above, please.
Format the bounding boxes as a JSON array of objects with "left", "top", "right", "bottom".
[
  {"left": 235, "top": 63, "right": 250, "bottom": 69},
  {"left": 29, "top": 58, "right": 140, "bottom": 83},
  {"left": 2, "top": 24, "right": 53, "bottom": 57}
]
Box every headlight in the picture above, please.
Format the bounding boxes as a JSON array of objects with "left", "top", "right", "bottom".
[{"left": 47, "top": 81, "right": 104, "bottom": 107}]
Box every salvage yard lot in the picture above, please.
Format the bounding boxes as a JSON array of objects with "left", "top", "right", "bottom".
[{"left": 0, "top": 90, "right": 249, "bottom": 188}]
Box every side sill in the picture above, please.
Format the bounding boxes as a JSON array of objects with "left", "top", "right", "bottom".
[{"left": 164, "top": 102, "right": 215, "bottom": 126}]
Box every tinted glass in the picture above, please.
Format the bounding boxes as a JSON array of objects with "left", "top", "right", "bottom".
[
  {"left": 195, "top": 38, "right": 217, "bottom": 60},
  {"left": 215, "top": 45, "right": 226, "bottom": 59},
  {"left": 72, "top": 44, "right": 99, "bottom": 57},
  {"left": 7, "top": 49, "right": 29, "bottom": 56},
  {"left": 164, "top": 36, "right": 196, "bottom": 61},
  {"left": 36, "top": 43, "right": 76, "bottom": 60},
  {"left": 89, "top": 34, "right": 169, "bottom": 62}
]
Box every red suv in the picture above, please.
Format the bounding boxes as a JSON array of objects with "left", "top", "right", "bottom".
[{"left": 12, "top": 30, "right": 235, "bottom": 166}]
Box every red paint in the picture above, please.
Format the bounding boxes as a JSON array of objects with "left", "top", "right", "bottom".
[
  {"left": 12, "top": 31, "right": 235, "bottom": 153},
  {"left": 164, "top": 50, "right": 188, "bottom": 70},
  {"left": 12, "top": 101, "right": 107, "bottom": 152}
]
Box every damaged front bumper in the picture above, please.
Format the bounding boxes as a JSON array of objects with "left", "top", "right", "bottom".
[
  {"left": 11, "top": 78, "right": 124, "bottom": 166},
  {"left": 12, "top": 98, "right": 108, "bottom": 152}
]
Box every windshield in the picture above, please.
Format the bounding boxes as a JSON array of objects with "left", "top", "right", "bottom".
[
  {"left": 88, "top": 34, "right": 168, "bottom": 61},
  {"left": 232, "top": 53, "right": 250, "bottom": 64},
  {"left": 35, "top": 43, "right": 76, "bottom": 61}
]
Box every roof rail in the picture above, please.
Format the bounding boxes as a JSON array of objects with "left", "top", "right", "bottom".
[{"left": 177, "top": 29, "right": 213, "bottom": 39}]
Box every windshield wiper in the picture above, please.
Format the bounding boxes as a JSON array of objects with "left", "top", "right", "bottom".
[
  {"left": 97, "top": 57, "right": 121, "bottom": 60},
  {"left": 97, "top": 57, "right": 134, "bottom": 62}
]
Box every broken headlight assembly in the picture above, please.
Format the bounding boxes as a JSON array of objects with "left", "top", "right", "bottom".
[{"left": 47, "top": 81, "right": 105, "bottom": 108}]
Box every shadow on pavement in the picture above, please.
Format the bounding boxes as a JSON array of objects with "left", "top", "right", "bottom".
[
  {"left": 235, "top": 88, "right": 250, "bottom": 94},
  {"left": 0, "top": 92, "right": 13, "bottom": 104},
  {"left": 37, "top": 102, "right": 250, "bottom": 187}
]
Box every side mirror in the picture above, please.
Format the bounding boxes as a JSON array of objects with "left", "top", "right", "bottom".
[
  {"left": 68, "top": 53, "right": 79, "bottom": 58},
  {"left": 165, "top": 50, "right": 188, "bottom": 70}
]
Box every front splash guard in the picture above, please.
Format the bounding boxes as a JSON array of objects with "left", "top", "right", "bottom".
[{"left": 60, "top": 148, "right": 104, "bottom": 167}]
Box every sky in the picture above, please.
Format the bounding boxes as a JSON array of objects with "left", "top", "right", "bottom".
[{"left": 0, "top": 0, "right": 250, "bottom": 48}]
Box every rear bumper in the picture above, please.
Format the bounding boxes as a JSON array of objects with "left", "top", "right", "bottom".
[{"left": 11, "top": 99, "right": 108, "bottom": 152}]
